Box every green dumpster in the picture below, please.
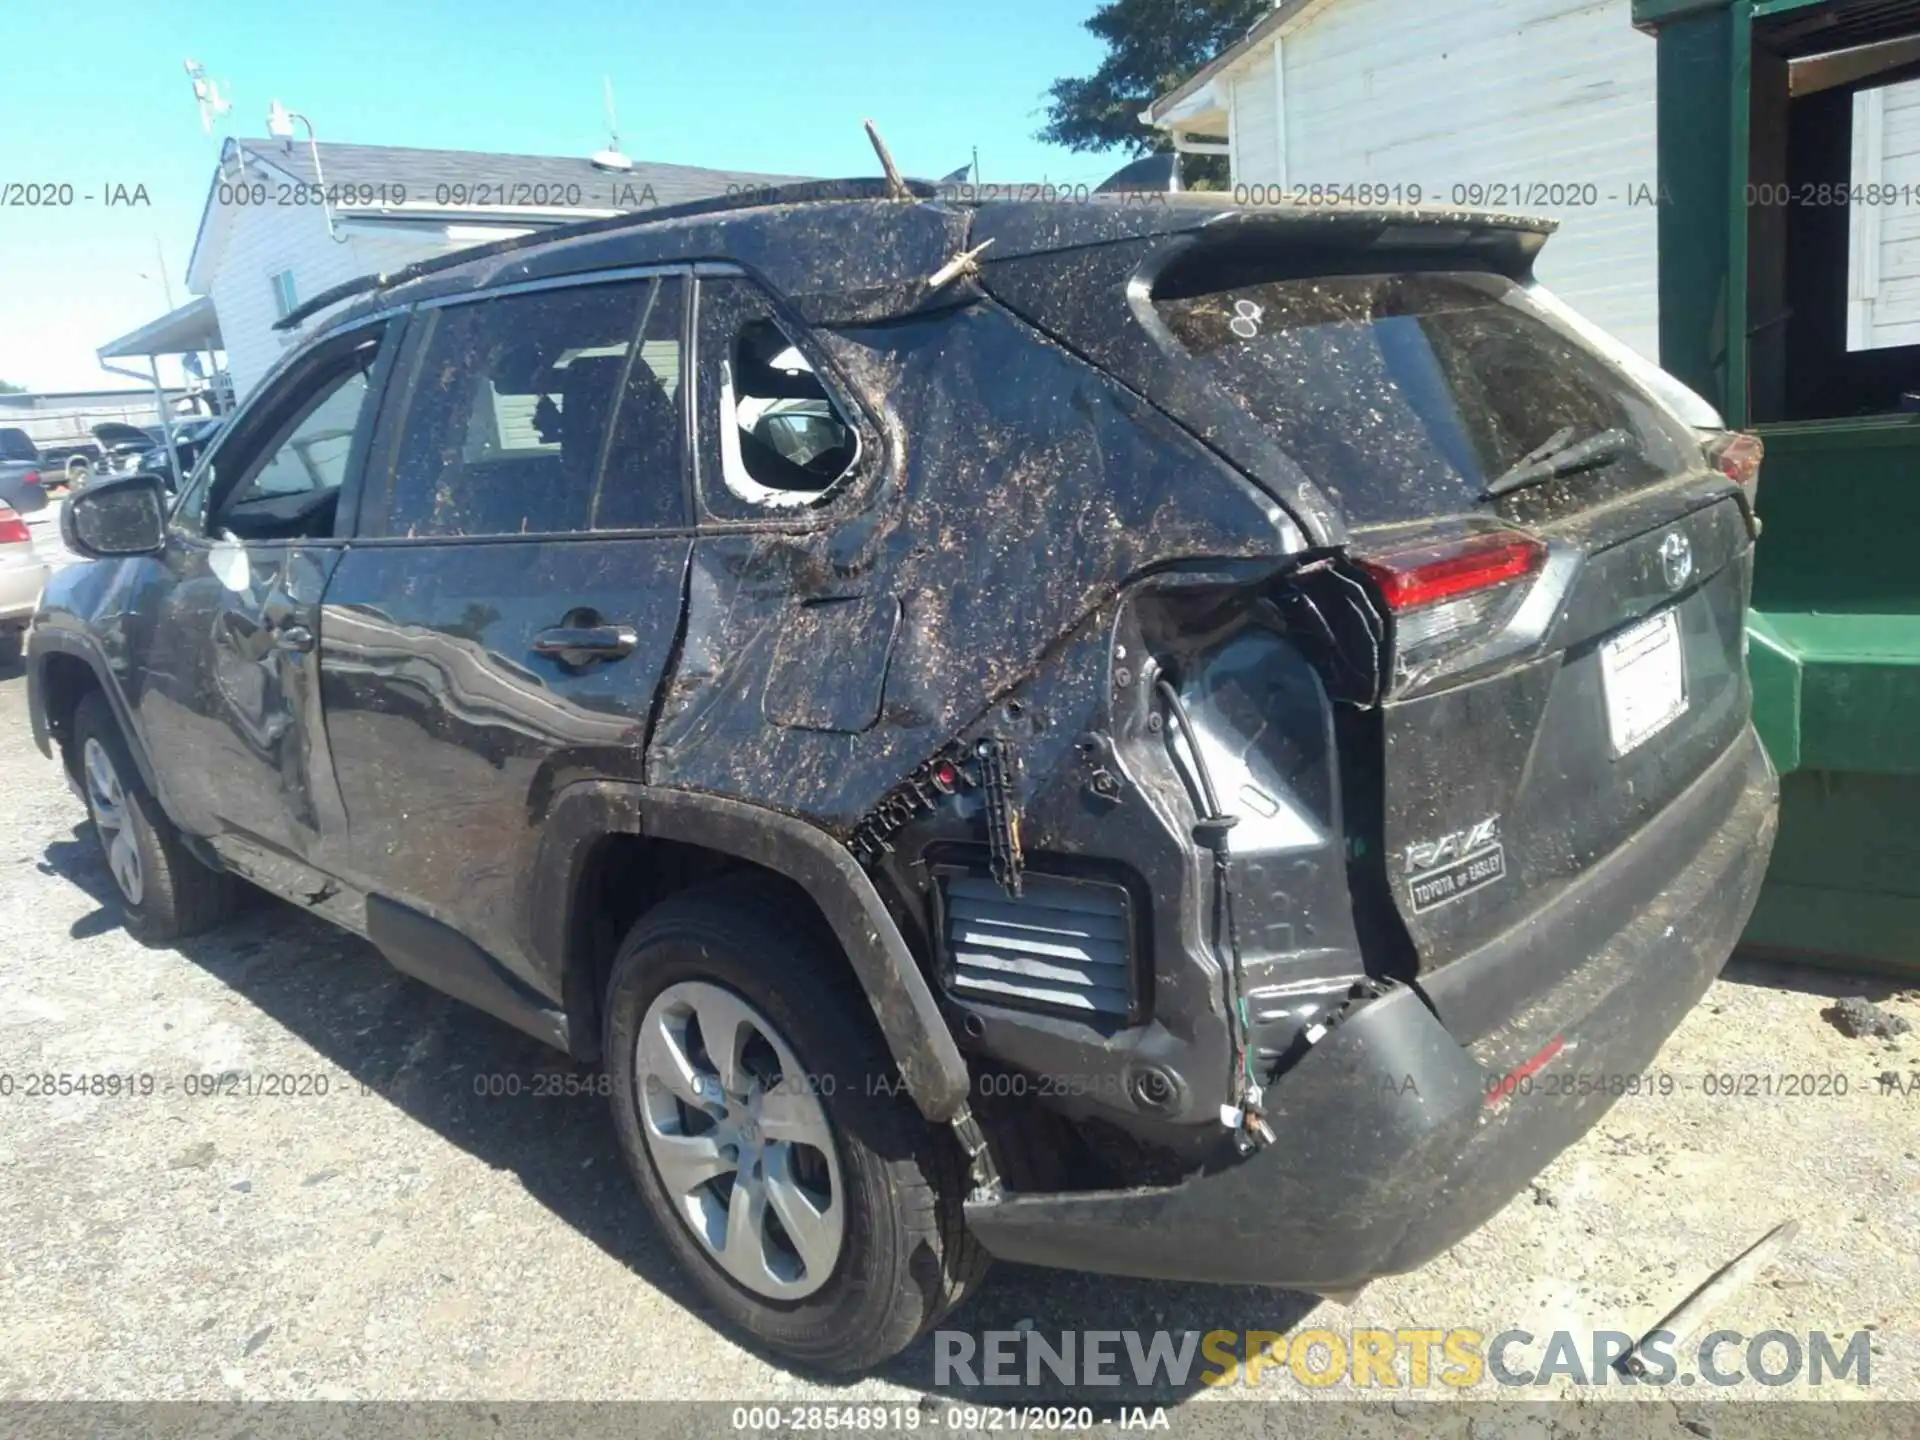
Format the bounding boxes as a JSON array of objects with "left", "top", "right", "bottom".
[{"left": 1637, "top": 0, "right": 1920, "bottom": 972}]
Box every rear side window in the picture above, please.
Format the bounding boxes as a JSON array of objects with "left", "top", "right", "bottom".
[
  {"left": 378, "top": 278, "right": 686, "bottom": 538},
  {"left": 1152, "top": 271, "right": 1695, "bottom": 525},
  {"left": 695, "top": 277, "right": 860, "bottom": 520},
  {"left": 0, "top": 429, "right": 36, "bottom": 462}
]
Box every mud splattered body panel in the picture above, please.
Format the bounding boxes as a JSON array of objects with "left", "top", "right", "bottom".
[
  {"left": 651, "top": 299, "right": 1294, "bottom": 824},
  {"left": 25, "top": 189, "right": 1778, "bottom": 1296}
]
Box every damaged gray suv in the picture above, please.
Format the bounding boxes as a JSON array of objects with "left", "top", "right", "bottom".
[{"left": 27, "top": 180, "right": 1777, "bottom": 1371}]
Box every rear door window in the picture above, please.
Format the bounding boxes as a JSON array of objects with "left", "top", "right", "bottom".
[
  {"left": 374, "top": 277, "right": 687, "bottom": 538},
  {"left": 592, "top": 277, "right": 686, "bottom": 531},
  {"left": 1152, "top": 270, "right": 1695, "bottom": 525}
]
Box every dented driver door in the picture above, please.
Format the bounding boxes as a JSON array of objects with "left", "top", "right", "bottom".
[
  {"left": 134, "top": 321, "right": 394, "bottom": 865},
  {"left": 138, "top": 542, "right": 347, "bottom": 854}
]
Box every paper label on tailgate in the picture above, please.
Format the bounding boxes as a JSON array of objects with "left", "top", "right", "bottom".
[{"left": 1601, "top": 608, "right": 1687, "bottom": 756}]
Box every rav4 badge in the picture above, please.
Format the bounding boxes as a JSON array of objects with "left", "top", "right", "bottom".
[{"left": 1404, "top": 815, "right": 1506, "bottom": 913}]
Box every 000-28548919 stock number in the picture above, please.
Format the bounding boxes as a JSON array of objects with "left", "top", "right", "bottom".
[{"left": 0, "top": 1072, "right": 336, "bottom": 1098}]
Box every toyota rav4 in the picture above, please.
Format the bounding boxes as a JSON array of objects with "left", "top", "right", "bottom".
[{"left": 26, "top": 181, "right": 1778, "bottom": 1371}]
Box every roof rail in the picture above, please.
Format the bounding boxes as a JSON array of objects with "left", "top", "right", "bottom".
[{"left": 272, "top": 176, "right": 939, "bottom": 331}]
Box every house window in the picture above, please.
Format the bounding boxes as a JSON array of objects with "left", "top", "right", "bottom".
[{"left": 270, "top": 270, "right": 298, "bottom": 321}]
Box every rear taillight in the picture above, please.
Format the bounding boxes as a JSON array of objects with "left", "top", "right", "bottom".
[
  {"left": 20, "top": 469, "right": 42, "bottom": 489},
  {"left": 0, "top": 505, "right": 30, "bottom": 544},
  {"left": 1704, "top": 431, "right": 1763, "bottom": 494},
  {"left": 1360, "top": 532, "right": 1546, "bottom": 611},
  {"left": 1359, "top": 529, "right": 1548, "bottom": 680}
]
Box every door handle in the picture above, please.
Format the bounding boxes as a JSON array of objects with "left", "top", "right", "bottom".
[
  {"left": 273, "top": 624, "right": 315, "bottom": 653},
  {"left": 532, "top": 623, "right": 638, "bottom": 665}
]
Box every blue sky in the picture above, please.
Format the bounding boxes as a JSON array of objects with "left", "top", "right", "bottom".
[{"left": 0, "top": 0, "right": 1118, "bottom": 392}]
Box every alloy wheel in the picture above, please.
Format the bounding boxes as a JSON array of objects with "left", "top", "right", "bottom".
[
  {"left": 635, "top": 979, "right": 845, "bottom": 1300},
  {"left": 83, "top": 737, "right": 143, "bottom": 906}
]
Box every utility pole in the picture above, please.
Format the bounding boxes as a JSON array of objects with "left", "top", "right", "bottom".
[{"left": 153, "top": 236, "right": 176, "bottom": 311}]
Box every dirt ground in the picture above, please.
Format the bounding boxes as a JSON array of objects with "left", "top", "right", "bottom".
[{"left": 1, "top": 660, "right": 1915, "bottom": 1432}]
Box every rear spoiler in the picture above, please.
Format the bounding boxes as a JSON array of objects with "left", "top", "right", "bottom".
[{"left": 971, "top": 201, "right": 1555, "bottom": 280}]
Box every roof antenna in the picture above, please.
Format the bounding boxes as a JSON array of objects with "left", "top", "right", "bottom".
[
  {"left": 183, "top": 59, "right": 232, "bottom": 135},
  {"left": 592, "top": 76, "right": 633, "bottom": 172},
  {"left": 862, "top": 118, "right": 911, "bottom": 200}
]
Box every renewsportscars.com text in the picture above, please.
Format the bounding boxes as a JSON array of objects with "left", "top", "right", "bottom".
[{"left": 934, "top": 1327, "right": 1872, "bottom": 1390}]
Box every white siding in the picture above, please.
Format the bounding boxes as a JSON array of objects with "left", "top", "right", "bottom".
[
  {"left": 207, "top": 207, "right": 478, "bottom": 399},
  {"left": 1850, "top": 80, "right": 1920, "bottom": 349},
  {"left": 1230, "top": 45, "right": 1279, "bottom": 186},
  {"left": 1226, "top": 0, "right": 1662, "bottom": 360}
]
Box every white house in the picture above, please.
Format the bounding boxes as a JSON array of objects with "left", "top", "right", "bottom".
[
  {"left": 1848, "top": 79, "right": 1920, "bottom": 350},
  {"left": 1144, "top": 0, "right": 1920, "bottom": 362},
  {"left": 182, "top": 137, "right": 801, "bottom": 399}
]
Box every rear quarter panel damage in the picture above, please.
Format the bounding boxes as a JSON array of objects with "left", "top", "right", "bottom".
[{"left": 647, "top": 299, "right": 1299, "bottom": 830}]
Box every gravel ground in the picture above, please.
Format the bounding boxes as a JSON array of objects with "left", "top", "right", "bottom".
[{"left": 0, "top": 658, "right": 1915, "bottom": 1428}]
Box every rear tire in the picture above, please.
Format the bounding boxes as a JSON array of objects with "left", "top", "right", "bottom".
[
  {"left": 72, "top": 690, "right": 236, "bottom": 943},
  {"left": 604, "top": 877, "right": 987, "bottom": 1372},
  {"left": 0, "top": 628, "right": 21, "bottom": 669}
]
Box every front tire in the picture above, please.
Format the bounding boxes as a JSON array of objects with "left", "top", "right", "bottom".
[
  {"left": 72, "top": 690, "right": 235, "bottom": 943},
  {"left": 604, "top": 878, "right": 986, "bottom": 1371}
]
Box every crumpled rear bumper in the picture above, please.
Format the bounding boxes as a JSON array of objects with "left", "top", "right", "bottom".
[{"left": 962, "top": 725, "right": 1778, "bottom": 1290}]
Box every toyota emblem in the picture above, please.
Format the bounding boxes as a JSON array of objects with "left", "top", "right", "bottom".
[{"left": 1659, "top": 532, "right": 1693, "bottom": 590}]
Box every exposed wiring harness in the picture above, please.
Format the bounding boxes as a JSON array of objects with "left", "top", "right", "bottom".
[{"left": 1155, "top": 678, "right": 1273, "bottom": 1149}]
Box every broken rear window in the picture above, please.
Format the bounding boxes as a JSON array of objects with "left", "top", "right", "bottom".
[
  {"left": 695, "top": 277, "right": 860, "bottom": 519},
  {"left": 1152, "top": 270, "right": 1694, "bottom": 526}
]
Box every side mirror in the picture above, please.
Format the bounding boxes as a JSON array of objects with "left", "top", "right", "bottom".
[{"left": 61, "top": 471, "right": 169, "bottom": 559}]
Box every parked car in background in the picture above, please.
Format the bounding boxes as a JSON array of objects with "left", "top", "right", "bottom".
[
  {"left": 24, "top": 182, "right": 1779, "bottom": 1372},
  {"left": 90, "top": 423, "right": 161, "bottom": 477},
  {"left": 6, "top": 418, "right": 223, "bottom": 489},
  {"left": 33, "top": 443, "right": 104, "bottom": 484},
  {"left": 0, "top": 502, "right": 48, "bottom": 666},
  {"left": 3, "top": 430, "right": 60, "bottom": 502},
  {"left": 5, "top": 424, "right": 105, "bottom": 484},
  {"left": 0, "top": 459, "right": 48, "bottom": 516},
  {"left": 84, "top": 418, "right": 226, "bottom": 491}
]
